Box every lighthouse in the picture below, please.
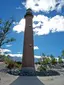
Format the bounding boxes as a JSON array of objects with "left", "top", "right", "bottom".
[{"left": 22, "top": 9, "right": 35, "bottom": 75}]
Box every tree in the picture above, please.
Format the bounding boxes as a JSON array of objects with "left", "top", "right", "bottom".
[
  {"left": 41, "top": 53, "right": 45, "bottom": 62},
  {"left": 0, "top": 19, "right": 16, "bottom": 48},
  {"left": 58, "top": 56, "right": 63, "bottom": 63},
  {"left": 42, "top": 53, "right": 45, "bottom": 57},
  {"left": 50, "top": 54, "right": 57, "bottom": 65},
  {"left": 61, "top": 50, "right": 64, "bottom": 59},
  {"left": 42, "top": 57, "right": 50, "bottom": 65}
]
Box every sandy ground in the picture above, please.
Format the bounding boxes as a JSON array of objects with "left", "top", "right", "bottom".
[
  {"left": 0, "top": 73, "right": 64, "bottom": 85},
  {"left": 0, "top": 62, "right": 64, "bottom": 85}
]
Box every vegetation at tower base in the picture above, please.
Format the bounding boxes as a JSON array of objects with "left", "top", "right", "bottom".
[
  {"left": 58, "top": 56, "right": 63, "bottom": 63},
  {"left": 6, "top": 59, "right": 21, "bottom": 75},
  {"left": 61, "top": 50, "right": 64, "bottom": 58},
  {"left": 0, "top": 16, "right": 21, "bottom": 73},
  {"left": 0, "top": 18, "right": 16, "bottom": 48},
  {"left": 37, "top": 57, "right": 51, "bottom": 71},
  {"left": 37, "top": 52, "right": 64, "bottom": 72},
  {"left": 0, "top": 54, "right": 5, "bottom": 62},
  {"left": 50, "top": 54, "right": 57, "bottom": 65},
  {"left": 0, "top": 54, "right": 21, "bottom": 69},
  {"left": 0, "top": 54, "right": 21, "bottom": 75}
]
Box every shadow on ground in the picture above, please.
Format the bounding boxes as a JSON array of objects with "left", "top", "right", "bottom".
[
  {"left": 10, "top": 76, "right": 45, "bottom": 85},
  {"left": 36, "top": 70, "right": 60, "bottom": 76},
  {"left": 7, "top": 70, "right": 60, "bottom": 76}
]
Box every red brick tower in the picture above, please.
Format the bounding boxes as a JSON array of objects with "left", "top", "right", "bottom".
[{"left": 22, "top": 9, "right": 35, "bottom": 75}]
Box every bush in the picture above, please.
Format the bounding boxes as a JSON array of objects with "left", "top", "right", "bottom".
[
  {"left": 7, "top": 61, "right": 22, "bottom": 70},
  {"left": 50, "top": 55, "right": 57, "bottom": 65},
  {"left": 58, "top": 56, "right": 63, "bottom": 63},
  {"left": 4, "top": 56, "right": 21, "bottom": 69},
  {"left": 37, "top": 65, "right": 46, "bottom": 71},
  {"left": 51, "top": 58, "right": 57, "bottom": 65},
  {"left": 7, "top": 61, "right": 14, "bottom": 69},
  {"left": 0, "top": 55, "right": 5, "bottom": 61},
  {"left": 14, "top": 62, "right": 21, "bottom": 69},
  {"left": 42, "top": 57, "right": 51, "bottom": 65}
]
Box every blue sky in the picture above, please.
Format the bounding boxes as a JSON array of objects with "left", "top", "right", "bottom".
[{"left": 0, "top": 0, "right": 64, "bottom": 58}]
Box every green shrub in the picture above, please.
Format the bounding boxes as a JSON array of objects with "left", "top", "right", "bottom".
[
  {"left": 14, "top": 62, "right": 21, "bottom": 69},
  {"left": 58, "top": 56, "right": 63, "bottom": 63},
  {"left": 50, "top": 55, "right": 57, "bottom": 65},
  {"left": 7, "top": 61, "right": 15, "bottom": 69},
  {"left": 37, "top": 65, "right": 46, "bottom": 71},
  {"left": 42, "top": 57, "right": 51, "bottom": 65}
]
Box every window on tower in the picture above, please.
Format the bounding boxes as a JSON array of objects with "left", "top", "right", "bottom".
[{"left": 29, "top": 25, "right": 31, "bottom": 27}]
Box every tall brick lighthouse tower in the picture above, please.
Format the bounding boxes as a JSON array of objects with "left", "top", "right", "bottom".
[{"left": 21, "top": 9, "right": 35, "bottom": 75}]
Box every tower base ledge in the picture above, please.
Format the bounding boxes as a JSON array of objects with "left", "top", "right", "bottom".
[{"left": 20, "top": 67, "right": 35, "bottom": 76}]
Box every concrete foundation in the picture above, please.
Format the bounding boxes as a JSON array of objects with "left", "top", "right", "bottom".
[{"left": 21, "top": 67, "right": 35, "bottom": 76}]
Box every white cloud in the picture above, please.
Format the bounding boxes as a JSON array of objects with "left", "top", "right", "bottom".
[
  {"left": 34, "top": 55, "right": 41, "bottom": 58},
  {"left": 7, "top": 53, "right": 41, "bottom": 59},
  {"left": 13, "top": 19, "right": 25, "bottom": 33},
  {"left": 13, "top": 14, "right": 64, "bottom": 35},
  {"left": 6, "top": 45, "right": 12, "bottom": 47},
  {"left": 0, "top": 48, "right": 11, "bottom": 54},
  {"left": 22, "top": 0, "right": 64, "bottom": 12},
  {"left": 8, "top": 54, "right": 22, "bottom": 57},
  {"left": 33, "top": 15, "right": 64, "bottom": 35},
  {"left": 34, "top": 46, "right": 39, "bottom": 50}
]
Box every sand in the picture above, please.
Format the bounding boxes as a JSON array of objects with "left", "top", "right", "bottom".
[
  {"left": 0, "top": 62, "right": 64, "bottom": 85},
  {"left": 0, "top": 73, "right": 64, "bottom": 85}
]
